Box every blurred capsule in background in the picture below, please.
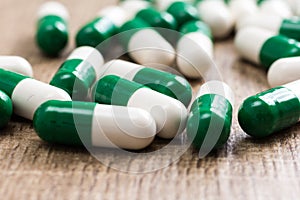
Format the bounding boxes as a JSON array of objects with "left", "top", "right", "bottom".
[
  {"left": 0, "top": 90, "right": 13, "bottom": 129},
  {"left": 257, "top": 0, "right": 292, "bottom": 18},
  {"left": 0, "top": 56, "right": 33, "bottom": 77}
]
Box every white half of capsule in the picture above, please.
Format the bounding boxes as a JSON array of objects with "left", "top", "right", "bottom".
[
  {"left": 259, "top": 0, "right": 292, "bottom": 18},
  {"left": 126, "top": 88, "right": 188, "bottom": 139},
  {"left": 196, "top": 0, "right": 234, "bottom": 38},
  {"left": 0, "top": 56, "right": 33, "bottom": 77},
  {"left": 12, "top": 78, "right": 71, "bottom": 120},
  {"left": 119, "top": 0, "right": 151, "bottom": 19},
  {"left": 97, "top": 6, "right": 129, "bottom": 27},
  {"left": 128, "top": 29, "right": 176, "bottom": 67},
  {"left": 282, "top": 79, "right": 300, "bottom": 101},
  {"left": 228, "top": 0, "right": 258, "bottom": 24},
  {"left": 66, "top": 46, "right": 104, "bottom": 79},
  {"left": 176, "top": 32, "right": 214, "bottom": 79},
  {"left": 91, "top": 105, "right": 156, "bottom": 150},
  {"left": 287, "top": 0, "right": 300, "bottom": 16},
  {"left": 234, "top": 27, "right": 275, "bottom": 65},
  {"left": 268, "top": 57, "right": 300, "bottom": 87},
  {"left": 37, "top": 1, "right": 69, "bottom": 20},
  {"left": 155, "top": 0, "right": 176, "bottom": 11},
  {"left": 197, "top": 80, "right": 235, "bottom": 106}
]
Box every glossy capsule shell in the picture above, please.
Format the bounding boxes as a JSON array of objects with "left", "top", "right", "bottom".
[
  {"left": 0, "top": 56, "right": 33, "bottom": 77},
  {"left": 235, "top": 27, "right": 300, "bottom": 70},
  {"left": 0, "top": 90, "right": 13, "bottom": 129},
  {"left": 99, "top": 59, "right": 192, "bottom": 107},
  {"left": 92, "top": 75, "right": 188, "bottom": 139},
  {"left": 36, "top": 1, "right": 69, "bottom": 55},
  {"left": 257, "top": 0, "right": 292, "bottom": 18},
  {"left": 238, "top": 79, "right": 300, "bottom": 138},
  {"left": 50, "top": 46, "right": 104, "bottom": 100},
  {"left": 0, "top": 69, "right": 71, "bottom": 120},
  {"left": 33, "top": 100, "right": 156, "bottom": 150}
]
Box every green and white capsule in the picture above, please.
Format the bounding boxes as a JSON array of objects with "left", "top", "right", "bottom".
[
  {"left": 187, "top": 81, "right": 234, "bottom": 150},
  {"left": 119, "top": 18, "right": 176, "bottom": 66},
  {"left": 257, "top": 0, "right": 292, "bottom": 18},
  {"left": 238, "top": 79, "right": 300, "bottom": 138},
  {"left": 176, "top": 20, "right": 213, "bottom": 79},
  {"left": 235, "top": 27, "right": 300, "bottom": 70},
  {"left": 0, "top": 56, "right": 33, "bottom": 77},
  {"left": 93, "top": 75, "right": 188, "bottom": 139},
  {"left": 0, "top": 90, "right": 13, "bottom": 129},
  {"left": 34, "top": 100, "right": 156, "bottom": 150},
  {"left": 36, "top": 1, "right": 69, "bottom": 56},
  {"left": 0, "top": 69, "right": 71, "bottom": 120},
  {"left": 100, "top": 59, "right": 192, "bottom": 107},
  {"left": 50, "top": 46, "right": 104, "bottom": 100}
]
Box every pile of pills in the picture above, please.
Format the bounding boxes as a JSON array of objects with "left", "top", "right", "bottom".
[{"left": 1, "top": 0, "right": 300, "bottom": 153}]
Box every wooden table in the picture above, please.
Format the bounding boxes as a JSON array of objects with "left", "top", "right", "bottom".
[{"left": 0, "top": 0, "right": 299, "bottom": 199}]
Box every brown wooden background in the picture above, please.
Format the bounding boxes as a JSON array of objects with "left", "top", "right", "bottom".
[{"left": 0, "top": 0, "right": 299, "bottom": 199}]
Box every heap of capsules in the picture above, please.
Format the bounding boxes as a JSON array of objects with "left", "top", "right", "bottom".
[{"left": 1, "top": 0, "right": 300, "bottom": 152}]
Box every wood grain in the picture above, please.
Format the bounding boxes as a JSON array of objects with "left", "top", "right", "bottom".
[{"left": 0, "top": 0, "right": 299, "bottom": 199}]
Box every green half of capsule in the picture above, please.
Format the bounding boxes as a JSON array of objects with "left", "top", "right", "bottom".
[
  {"left": 180, "top": 20, "right": 212, "bottom": 39},
  {"left": 132, "top": 67, "right": 192, "bottom": 107},
  {"left": 238, "top": 87, "right": 300, "bottom": 138},
  {"left": 187, "top": 94, "right": 233, "bottom": 149},
  {"left": 76, "top": 17, "right": 117, "bottom": 47},
  {"left": 280, "top": 18, "right": 300, "bottom": 41},
  {"left": 50, "top": 59, "right": 96, "bottom": 99},
  {"left": 0, "top": 69, "right": 28, "bottom": 97},
  {"left": 36, "top": 15, "right": 68, "bottom": 56},
  {"left": 259, "top": 35, "right": 300, "bottom": 70},
  {"left": 0, "top": 90, "right": 13, "bottom": 129}
]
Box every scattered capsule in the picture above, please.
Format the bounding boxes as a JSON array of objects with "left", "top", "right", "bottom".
[
  {"left": 36, "top": 1, "right": 69, "bottom": 56},
  {"left": 0, "top": 56, "right": 33, "bottom": 77},
  {"left": 187, "top": 81, "right": 234, "bottom": 149},
  {"left": 50, "top": 46, "right": 104, "bottom": 100},
  {"left": 0, "top": 69, "right": 71, "bottom": 120},
  {"left": 0, "top": 90, "right": 13, "bottom": 129},
  {"left": 119, "top": 0, "right": 151, "bottom": 19},
  {"left": 225, "top": 0, "right": 258, "bottom": 23},
  {"left": 238, "top": 79, "right": 300, "bottom": 138},
  {"left": 119, "top": 18, "right": 176, "bottom": 66},
  {"left": 234, "top": 27, "right": 300, "bottom": 70},
  {"left": 34, "top": 100, "right": 156, "bottom": 150},
  {"left": 195, "top": 0, "right": 234, "bottom": 38},
  {"left": 100, "top": 59, "right": 192, "bottom": 107},
  {"left": 257, "top": 0, "right": 292, "bottom": 18},
  {"left": 268, "top": 57, "right": 300, "bottom": 87},
  {"left": 176, "top": 20, "right": 214, "bottom": 79},
  {"left": 285, "top": 0, "right": 300, "bottom": 16},
  {"left": 92, "top": 75, "right": 188, "bottom": 139}
]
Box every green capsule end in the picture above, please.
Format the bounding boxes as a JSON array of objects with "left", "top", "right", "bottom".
[
  {"left": 36, "top": 15, "right": 68, "bottom": 56},
  {"left": 280, "top": 18, "right": 300, "bottom": 41},
  {"left": 180, "top": 20, "right": 212, "bottom": 39},
  {"left": 238, "top": 87, "right": 300, "bottom": 138},
  {"left": 133, "top": 67, "right": 192, "bottom": 107},
  {"left": 0, "top": 90, "right": 13, "bottom": 129},
  {"left": 76, "top": 17, "right": 117, "bottom": 47},
  {"left": 187, "top": 94, "right": 232, "bottom": 149},
  {"left": 93, "top": 75, "right": 143, "bottom": 106},
  {"left": 0, "top": 69, "right": 28, "bottom": 97}
]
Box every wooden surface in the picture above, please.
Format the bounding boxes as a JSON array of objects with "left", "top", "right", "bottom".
[{"left": 1, "top": 0, "right": 300, "bottom": 199}]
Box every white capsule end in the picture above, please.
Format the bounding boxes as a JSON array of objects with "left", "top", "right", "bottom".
[
  {"left": 229, "top": 0, "right": 258, "bottom": 22},
  {"left": 37, "top": 1, "right": 69, "bottom": 21},
  {"left": 259, "top": 0, "right": 292, "bottom": 18},
  {"left": 155, "top": 0, "right": 176, "bottom": 11},
  {"left": 0, "top": 56, "right": 33, "bottom": 77},
  {"left": 97, "top": 6, "right": 129, "bottom": 27},
  {"left": 119, "top": 0, "right": 151, "bottom": 19}
]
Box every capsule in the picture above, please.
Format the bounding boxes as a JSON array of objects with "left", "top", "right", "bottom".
[
  {"left": 238, "top": 79, "right": 300, "bottom": 138},
  {"left": 50, "top": 46, "right": 104, "bottom": 100},
  {"left": 34, "top": 100, "right": 156, "bottom": 150},
  {"left": 0, "top": 90, "right": 13, "bottom": 129},
  {"left": 187, "top": 81, "right": 234, "bottom": 149},
  {"left": 100, "top": 59, "right": 192, "bottom": 107},
  {"left": 119, "top": 18, "right": 176, "bottom": 66},
  {"left": 0, "top": 69, "right": 71, "bottom": 120},
  {"left": 235, "top": 27, "right": 300, "bottom": 70},
  {"left": 225, "top": 0, "right": 258, "bottom": 23},
  {"left": 286, "top": 0, "right": 300, "bottom": 16},
  {"left": 92, "top": 75, "right": 187, "bottom": 139},
  {"left": 0, "top": 56, "right": 33, "bottom": 77},
  {"left": 176, "top": 20, "right": 214, "bottom": 79},
  {"left": 257, "top": 0, "right": 292, "bottom": 18},
  {"left": 195, "top": 0, "right": 234, "bottom": 38},
  {"left": 119, "top": 0, "right": 151, "bottom": 19},
  {"left": 36, "top": 1, "right": 69, "bottom": 56}
]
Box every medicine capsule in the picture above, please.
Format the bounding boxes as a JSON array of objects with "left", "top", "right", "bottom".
[
  {"left": 176, "top": 20, "right": 214, "bottom": 79},
  {"left": 93, "top": 75, "right": 188, "bottom": 139},
  {"left": 100, "top": 59, "right": 192, "bottom": 107},
  {"left": 0, "top": 69, "right": 71, "bottom": 120},
  {"left": 238, "top": 79, "right": 300, "bottom": 138},
  {"left": 225, "top": 0, "right": 258, "bottom": 23},
  {"left": 119, "top": 0, "right": 151, "bottom": 19},
  {"left": 119, "top": 18, "right": 176, "bottom": 66},
  {"left": 268, "top": 57, "right": 300, "bottom": 87},
  {"left": 50, "top": 46, "right": 104, "bottom": 100},
  {"left": 0, "top": 56, "right": 33, "bottom": 77},
  {"left": 36, "top": 1, "right": 69, "bottom": 56},
  {"left": 195, "top": 0, "right": 234, "bottom": 38},
  {"left": 286, "top": 0, "right": 300, "bottom": 16},
  {"left": 187, "top": 81, "right": 234, "bottom": 149},
  {"left": 235, "top": 27, "right": 300, "bottom": 70},
  {"left": 257, "top": 0, "right": 292, "bottom": 18},
  {"left": 0, "top": 90, "right": 13, "bottom": 129},
  {"left": 76, "top": 6, "right": 129, "bottom": 47},
  {"left": 34, "top": 100, "right": 156, "bottom": 150}
]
